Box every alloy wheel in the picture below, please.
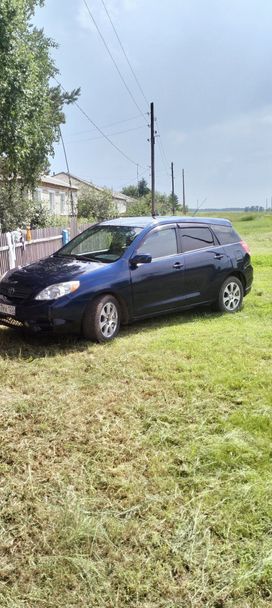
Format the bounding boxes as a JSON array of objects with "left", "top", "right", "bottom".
[
  {"left": 99, "top": 302, "right": 118, "bottom": 338},
  {"left": 223, "top": 281, "right": 241, "bottom": 311}
]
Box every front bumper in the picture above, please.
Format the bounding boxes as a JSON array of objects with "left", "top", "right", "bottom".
[{"left": 0, "top": 295, "right": 84, "bottom": 335}]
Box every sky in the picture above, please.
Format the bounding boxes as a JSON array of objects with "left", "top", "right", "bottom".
[{"left": 34, "top": 0, "right": 272, "bottom": 209}]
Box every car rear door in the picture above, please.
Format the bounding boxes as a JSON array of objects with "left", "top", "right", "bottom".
[
  {"left": 177, "top": 224, "right": 232, "bottom": 304},
  {"left": 130, "top": 224, "right": 187, "bottom": 317}
]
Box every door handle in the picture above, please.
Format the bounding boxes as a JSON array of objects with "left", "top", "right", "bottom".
[
  {"left": 173, "top": 262, "right": 184, "bottom": 269},
  {"left": 214, "top": 253, "right": 224, "bottom": 260}
]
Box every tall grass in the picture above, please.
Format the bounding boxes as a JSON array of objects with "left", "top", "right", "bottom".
[{"left": 0, "top": 214, "right": 271, "bottom": 607}]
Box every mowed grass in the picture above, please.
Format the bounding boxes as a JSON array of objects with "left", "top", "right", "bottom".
[{"left": 0, "top": 214, "right": 271, "bottom": 608}]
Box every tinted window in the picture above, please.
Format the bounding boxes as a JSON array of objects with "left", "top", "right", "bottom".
[
  {"left": 212, "top": 224, "right": 240, "bottom": 245},
  {"left": 180, "top": 227, "right": 214, "bottom": 252},
  {"left": 137, "top": 227, "right": 177, "bottom": 259}
]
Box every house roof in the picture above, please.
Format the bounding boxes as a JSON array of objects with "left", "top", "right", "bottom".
[
  {"left": 54, "top": 172, "right": 136, "bottom": 203},
  {"left": 40, "top": 175, "right": 78, "bottom": 190},
  {"left": 54, "top": 172, "right": 103, "bottom": 192},
  {"left": 112, "top": 192, "right": 136, "bottom": 203}
]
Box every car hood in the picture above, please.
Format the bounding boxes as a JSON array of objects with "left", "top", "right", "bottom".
[{"left": 3, "top": 255, "right": 103, "bottom": 290}]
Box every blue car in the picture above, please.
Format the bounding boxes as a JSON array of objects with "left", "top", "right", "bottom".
[{"left": 0, "top": 216, "right": 253, "bottom": 342}]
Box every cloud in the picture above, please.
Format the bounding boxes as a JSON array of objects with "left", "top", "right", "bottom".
[{"left": 206, "top": 105, "right": 272, "bottom": 142}]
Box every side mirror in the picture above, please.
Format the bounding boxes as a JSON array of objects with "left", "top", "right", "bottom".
[{"left": 130, "top": 253, "right": 152, "bottom": 267}]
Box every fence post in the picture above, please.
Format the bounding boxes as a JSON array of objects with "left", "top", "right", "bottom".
[
  {"left": 62, "top": 229, "right": 69, "bottom": 245},
  {"left": 70, "top": 216, "right": 78, "bottom": 239},
  {"left": 6, "top": 232, "right": 16, "bottom": 270}
]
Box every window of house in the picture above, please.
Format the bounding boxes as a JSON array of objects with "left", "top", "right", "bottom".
[
  {"left": 49, "top": 191, "right": 55, "bottom": 213},
  {"left": 179, "top": 227, "right": 214, "bottom": 252},
  {"left": 34, "top": 188, "right": 42, "bottom": 202},
  {"left": 137, "top": 227, "right": 177, "bottom": 259},
  {"left": 60, "top": 193, "right": 66, "bottom": 214}
]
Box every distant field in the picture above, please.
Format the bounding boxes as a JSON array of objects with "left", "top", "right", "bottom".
[
  {"left": 201, "top": 211, "right": 272, "bottom": 255},
  {"left": 0, "top": 214, "right": 271, "bottom": 607}
]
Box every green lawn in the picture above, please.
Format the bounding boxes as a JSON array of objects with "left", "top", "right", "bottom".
[{"left": 0, "top": 214, "right": 271, "bottom": 607}]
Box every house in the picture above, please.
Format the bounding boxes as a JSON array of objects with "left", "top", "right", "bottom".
[
  {"left": 33, "top": 175, "right": 78, "bottom": 216},
  {"left": 110, "top": 190, "right": 137, "bottom": 214},
  {"left": 54, "top": 172, "right": 136, "bottom": 215}
]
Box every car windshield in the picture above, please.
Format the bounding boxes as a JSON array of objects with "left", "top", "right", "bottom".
[{"left": 57, "top": 224, "right": 143, "bottom": 263}]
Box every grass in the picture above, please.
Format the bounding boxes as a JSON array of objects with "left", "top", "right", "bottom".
[{"left": 0, "top": 213, "right": 271, "bottom": 607}]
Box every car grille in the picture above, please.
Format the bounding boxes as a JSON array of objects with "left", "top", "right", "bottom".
[{"left": 0, "top": 281, "right": 33, "bottom": 300}]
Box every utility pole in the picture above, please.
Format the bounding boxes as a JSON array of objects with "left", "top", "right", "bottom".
[
  {"left": 182, "top": 168, "right": 186, "bottom": 214},
  {"left": 59, "top": 128, "right": 75, "bottom": 217},
  {"left": 136, "top": 164, "right": 139, "bottom": 197},
  {"left": 150, "top": 102, "right": 156, "bottom": 216},
  {"left": 171, "top": 162, "right": 175, "bottom": 215}
]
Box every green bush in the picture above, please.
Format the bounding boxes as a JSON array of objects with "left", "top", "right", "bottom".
[{"left": 241, "top": 214, "right": 256, "bottom": 222}]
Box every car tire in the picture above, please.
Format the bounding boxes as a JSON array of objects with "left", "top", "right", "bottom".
[
  {"left": 82, "top": 294, "right": 121, "bottom": 343},
  {"left": 216, "top": 276, "right": 243, "bottom": 313}
]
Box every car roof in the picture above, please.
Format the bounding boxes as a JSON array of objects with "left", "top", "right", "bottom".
[{"left": 102, "top": 216, "right": 232, "bottom": 228}]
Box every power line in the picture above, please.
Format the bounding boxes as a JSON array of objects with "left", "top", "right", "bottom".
[
  {"left": 84, "top": 0, "right": 171, "bottom": 189},
  {"left": 67, "top": 124, "right": 146, "bottom": 144},
  {"left": 79, "top": 166, "right": 150, "bottom": 184},
  {"left": 82, "top": 0, "right": 148, "bottom": 121},
  {"left": 59, "top": 128, "right": 75, "bottom": 216},
  {"left": 69, "top": 114, "right": 143, "bottom": 137},
  {"left": 155, "top": 117, "right": 170, "bottom": 176},
  {"left": 99, "top": 0, "right": 171, "bottom": 182},
  {"left": 54, "top": 76, "right": 147, "bottom": 169},
  {"left": 100, "top": 0, "right": 149, "bottom": 108},
  {"left": 17, "top": 24, "right": 149, "bottom": 174}
]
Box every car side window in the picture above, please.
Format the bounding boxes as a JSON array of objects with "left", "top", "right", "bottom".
[
  {"left": 179, "top": 227, "right": 214, "bottom": 252},
  {"left": 137, "top": 227, "right": 177, "bottom": 259}
]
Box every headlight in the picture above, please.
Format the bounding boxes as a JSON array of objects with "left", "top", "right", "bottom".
[{"left": 35, "top": 281, "right": 80, "bottom": 301}]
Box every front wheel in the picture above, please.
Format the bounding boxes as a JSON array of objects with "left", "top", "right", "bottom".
[
  {"left": 82, "top": 295, "right": 121, "bottom": 342},
  {"left": 216, "top": 276, "right": 243, "bottom": 313}
]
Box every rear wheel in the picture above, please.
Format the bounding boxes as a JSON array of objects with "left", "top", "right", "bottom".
[
  {"left": 82, "top": 295, "right": 120, "bottom": 342},
  {"left": 216, "top": 276, "right": 243, "bottom": 313}
]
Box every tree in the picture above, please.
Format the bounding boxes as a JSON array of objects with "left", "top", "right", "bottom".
[
  {"left": 128, "top": 197, "right": 151, "bottom": 216},
  {"left": 121, "top": 184, "right": 139, "bottom": 198},
  {"left": 0, "top": 0, "right": 79, "bottom": 228},
  {"left": 0, "top": 185, "right": 49, "bottom": 231},
  {"left": 169, "top": 193, "right": 180, "bottom": 214},
  {"left": 128, "top": 192, "right": 181, "bottom": 216},
  {"left": 77, "top": 187, "right": 115, "bottom": 222},
  {"left": 138, "top": 178, "right": 150, "bottom": 197},
  {"left": 122, "top": 178, "right": 150, "bottom": 199}
]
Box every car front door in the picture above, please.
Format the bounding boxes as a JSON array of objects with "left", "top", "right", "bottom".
[
  {"left": 130, "top": 225, "right": 187, "bottom": 318},
  {"left": 178, "top": 224, "right": 232, "bottom": 304}
]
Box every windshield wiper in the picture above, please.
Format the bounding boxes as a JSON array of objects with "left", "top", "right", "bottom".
[
  {"left": 53, "top": 252, "right": 76, "bottom": 258},
  {"left": 54, "top": 252, "right": 98, "bottom": 262},
  {"left": 73, "top": 254, "right": 100, "bottom": 262}
]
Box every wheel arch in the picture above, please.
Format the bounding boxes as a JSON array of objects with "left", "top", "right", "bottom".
[
  {"left": 225, "top": 271, "right": 246, "bottom": 294},
  {"left": 82, "top": 290, "right": 130, "bottom": 326}
]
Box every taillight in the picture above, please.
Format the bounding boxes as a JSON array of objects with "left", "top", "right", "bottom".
[{"left": 240, "top": 240, "right": 251, "bottom": 255}]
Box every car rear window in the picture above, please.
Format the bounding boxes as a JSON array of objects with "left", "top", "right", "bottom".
[{"left": 211, "top": 224, "right": 240, "bottom": 245}]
